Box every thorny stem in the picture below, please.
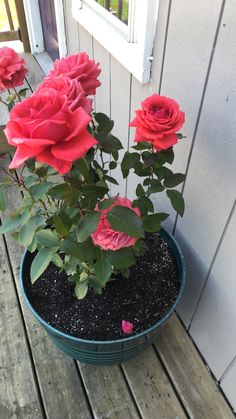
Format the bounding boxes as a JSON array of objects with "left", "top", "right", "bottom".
[{"left": 11, "top": 84, "right": 21, "bottom": 102}]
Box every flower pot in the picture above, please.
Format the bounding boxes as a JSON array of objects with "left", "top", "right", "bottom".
[{"left": 20, "top": 228, "right": 185, "bottom": 365}]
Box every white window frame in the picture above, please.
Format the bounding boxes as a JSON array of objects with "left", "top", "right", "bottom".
[{"left": 72, "top": 0, "right": 159, "bottom": 84}]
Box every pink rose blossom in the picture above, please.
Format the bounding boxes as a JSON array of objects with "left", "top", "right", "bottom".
[
  {"left": 122, "top": 320, "right": 134, "bottom": 334},
  {"left": 36, "top": 76, "right": 92, "bottom": 113},
  {"left": 91, "top": 196, "right": 141, "bottom": 251},
  {"left": 0, "top": 47, "right": 28, "bottom": 91},
  {"left": 46, "top": 52, "right": 101, "bottom": 96},
  {"left": 130, "top": 94, "right": 185, "bottom": 151},
  {"left": 5, "top": 88, "right": 97, "bottom": 174}
]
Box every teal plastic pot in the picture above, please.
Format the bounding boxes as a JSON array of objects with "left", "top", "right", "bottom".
[{"left": 20, "top": 228, "right": 185, "bottom": 365}]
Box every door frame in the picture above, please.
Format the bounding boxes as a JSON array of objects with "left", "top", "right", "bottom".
[{"left": 23, "top": 0, "right": 67, "bottom": 57}]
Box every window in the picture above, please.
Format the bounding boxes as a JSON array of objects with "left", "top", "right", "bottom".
[{"left": 72, "top": 0, "right": 159, "bottom": 83}]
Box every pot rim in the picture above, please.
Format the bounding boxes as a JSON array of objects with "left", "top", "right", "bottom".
[{"left": 20, "top": 228, "right": 186, "bottom": 345}]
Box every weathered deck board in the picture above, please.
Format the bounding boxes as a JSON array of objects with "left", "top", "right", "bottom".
[
  {"left": 154, "top": 315, "right": 235, "bottom": 419},
  {"left": 0, "top": 236, "right": 43, "bottom": 419},
  {"left": 122, "top": 345, "right": 187, "bottom": 419},
  {"left": 1, "top": 162, "right": 93, "bottom": 419},
  {"left": 78, "top": 363, "right": 140, "bottom": 419}
]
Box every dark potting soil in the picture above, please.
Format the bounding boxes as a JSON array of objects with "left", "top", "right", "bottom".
[{"left": 23, "top": 233, "right": 180, "bottom": 341}]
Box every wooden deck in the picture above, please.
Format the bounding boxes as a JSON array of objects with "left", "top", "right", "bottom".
[{"left": 0, "top": 53, "right": 234, "bottom": 419}]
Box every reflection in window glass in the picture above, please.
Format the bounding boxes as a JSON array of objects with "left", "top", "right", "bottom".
[{"left": 95, "top": 0, "right": 129, "bottom": 25}]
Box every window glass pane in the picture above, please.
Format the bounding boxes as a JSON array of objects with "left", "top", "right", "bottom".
[{"left": 95, "top": 0, "right": 129, "bottom": 25}]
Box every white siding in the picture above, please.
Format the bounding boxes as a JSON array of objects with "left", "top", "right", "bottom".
[{"left": 63, "top": 0, "right": 236, "bottom": 410}]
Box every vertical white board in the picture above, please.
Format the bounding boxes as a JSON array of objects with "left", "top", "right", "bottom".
[
  {"left": 176, "top": 0, "right": 236, "bottom": 326},
  {"left": 221, "top": 360, "right": 236, "bottom": 411},
  {"left": 63, "top": 0, "right": 80, "bottom": 53},
  {"left": 78, "top": 25, "right": 93, "bottom": 57},
  {"left": 190, "top": 203, "right": 236, "bottom": 380},
  {"left": 110, "top": 56, "right": 131, "bottom": 197},
  {"left": 93, "top": 40, "right": 110, "bottom": 115}
]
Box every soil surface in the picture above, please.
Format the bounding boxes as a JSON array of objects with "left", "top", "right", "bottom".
[{"left": 23, "top": 233, "right": 181, "bottom": 341}]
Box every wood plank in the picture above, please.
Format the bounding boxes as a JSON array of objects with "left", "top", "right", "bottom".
[
  {"left": 154, "top": 315, "right": 234, "bottom": 419},
  {"left": 190, "top": 203, "right": 236, "bottom": 380},
  {"left": 33, "top": 52, "right": 54, "bottom": 76},
  {"left": 122, "top": 346, "right": 187, "bottom": 418},
  {"left": 0, "top": 235, "right": 43, "bottom": 419},
  {"left": 78, "top": 363, "right": 140, "bottom": 419},
  {"left": 175, "top": 0, "right": 236, "bottom": 326},
  {"left": 221, "top": 360, "right": 236, "bottom": 412},
  {"left": 15, "top": 0, "right": 31, "bottom": 52},
  {"left": 0, "top": 29, "right": 20, "bottom": 42},
  {"left": 1, "top": 172, "right": 93, "bottom": 419}
]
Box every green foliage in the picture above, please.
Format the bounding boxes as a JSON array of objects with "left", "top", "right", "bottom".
[
  {"left": 77, "top": 211, "right": 100, "bottom": 242},
  {"left": 0, "top": 189, "right": 7, "bottom": 211},
  {"left": 107, "top": 247, "right": 135, "bottom": 268},
  {"left": 142, "top": 213, "right": 169, "bottom": 232},
  {"left": 107, "top": 206, "right": 144, "bottom": 238},
  {"left": 166, "top": 189, "right": 185, "bottom": 217},
  {"left": 30, "top": 248, "right": 55, "bottom": 283}
]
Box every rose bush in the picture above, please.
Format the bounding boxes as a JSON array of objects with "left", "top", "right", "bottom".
[
  {"left": 130, "top": 94, "right": 185, "bottom": 151},
  {"left": 5, "top": 88, "right": 97, "bottom": 174},
  {"left": 0, "top": 51, "right": 186, "bottom": 301},
  {"left": 47, "top": 52, "right": 101, "bottom": 95},
  {"left": 0, "top": 46, "right": 28, "bottom": 91}
]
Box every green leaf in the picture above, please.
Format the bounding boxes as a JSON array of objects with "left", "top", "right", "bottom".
[
  {"left": 177, "top": 133, "right": 186, "bottom": 139},
  {"left": 147, "top": 180, "right": 165, "bottom": 194},
  {"left": 29, "top": 182, "right": 53, "bottom": 199},
  {"left": 19, "top": 215, "right": 44, "bottom": 246},
  {"left": 134, "top": 162, "right": 150, "bottom": 177},
  {"left": 77, "top": 211, "right": 100, "bottom": 242},
  {"left": 61, "top": 238, "right": 94, "bottom": 261},
  {"left": 166, "top": 189, "right": 185, "bottom": 217},
  {"left": 30, "top": 248, "right": 55, "bottom": 283},
  {"left": 136, "top": 183, "right": 145, "bottom": 198},
  {"left": 7, "top": 101, "right": 14, "bottom": 112},
  {"left": 48, "top": 183, "right": 69, "bottom": 200},
  {"left": 18, "top": 87, "right": 28, "bottom": 97},
  {"left": 94, "top": 254, "right": 112, "bottom": 284},
  {"left": 154, "top": 167, "right": 173, "bottom": 181},
  {"left": 0, "top": 209, "right": 31, "bottom": 234},
  {"left": 132, "top": 196, "right": 154, "bottom": 216},
  {"left": 112, "top": 150, "right": 119, "bottom": 161},
  {"left": 107, "top": 247, "right": 135, "bottom": 268},
  {"left": 96, "top": 133, "right": 123, "bottom": 154},
  {"left": 109, "top": 161, "right": 117, "bottom": 170},
  {"left": 75, "top": 281, "right": 88, "bottom": 299},
  {"left": 36, "top": 229, "right": 60, "bottom": 248},
  {"left": 132, "top": 142, "right": 152, "bottom": 150},
  {"left": 51, "top": 253, "right": 64, "bottom": 268},
  {"left": 159, "top": 147, "right": 174, "bottom": 164},
  {"left": 142, "top": 152, "right": 160, "bottom": 168},
  {"left": 0, "top": 189, "right": 7, "bottom": 211},
  {"left": 75, "top": 158, "right": 90, "bottom": 182},
  {"left": 94, "top": 113, "right": 114, "bottom": 133},
  {"left": 83, "top": 183, "right": 109, "bottom": 199},
  {"left": 143, "top": 213, "right": 169, "bottom": 232},
  {"left": 98, "top": 197, "right": 116, "bottom": 210},
  {"left": 54, "top": 210, "right": 72, "bottom": 237},
  {"left": 107, "top": 206, "right": 144, "bottom": 238},
  {"left": 121, "top": 152, "right": 140, "bottom": 178},
  {"left": 163, "top": 173, "right": 186, "bottom": 188},
  {"left": 104, "top": 175, "right": 119, "bottom": 185}
]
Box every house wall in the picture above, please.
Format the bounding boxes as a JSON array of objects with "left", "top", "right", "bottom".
[{"left": 63, "top": 0, "right": 236, "bottom": 409}]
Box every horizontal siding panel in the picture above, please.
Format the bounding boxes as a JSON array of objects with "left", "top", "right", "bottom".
[{"left": 176, "top": 0, "right": 236, "bottom": 325}]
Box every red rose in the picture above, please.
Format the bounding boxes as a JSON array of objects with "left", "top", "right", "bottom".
[
  {"left": 5, "top": 89, "right": 97, "bottom": 175},
  {"left": 91, "top": 196, "right": 141, "bottom": 251},
  {"left": 47, "top": 52, "right": 101, "bottom": 96},
  {"left": 0, "top": 47, "right": 28, "bottom": 91},
  {"left": 36, "top": 76, "right": 92, "bottom": 113},
  {"left": 130, "top": 94, "right": 185, "bottom": 151}
]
